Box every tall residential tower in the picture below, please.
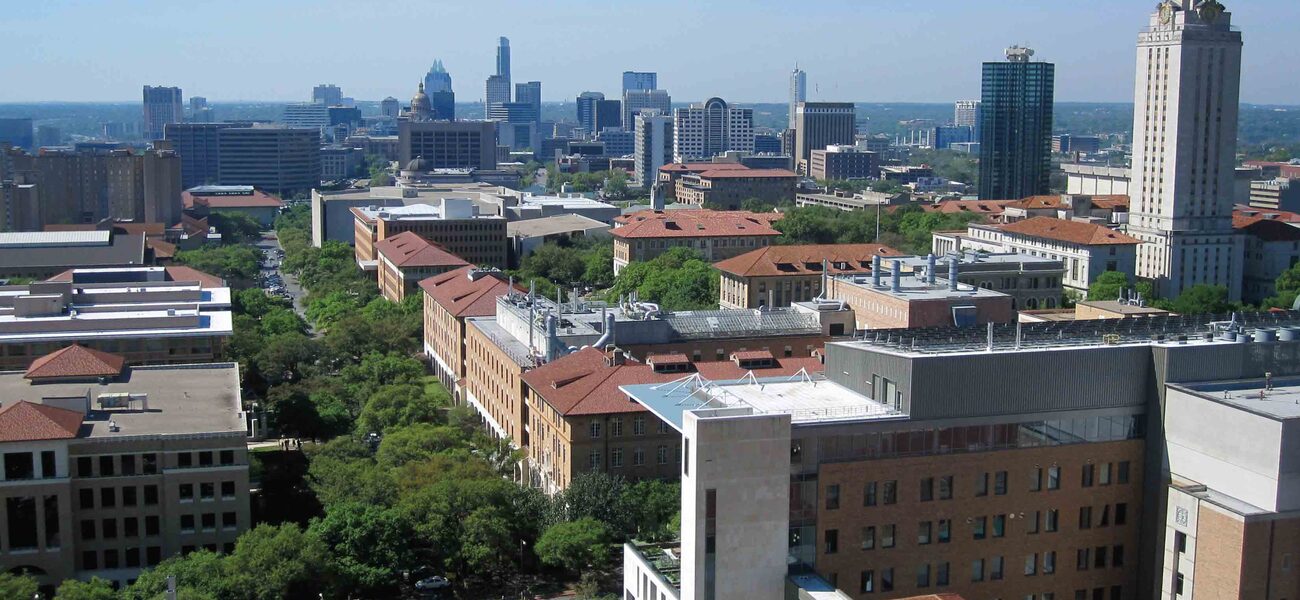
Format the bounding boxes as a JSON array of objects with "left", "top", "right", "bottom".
[
  {"left": 788, "top": 67, "right": 806, "bottom": 131},
  {"left": 673, "top": 98, "right": 754, "bottom": 162},
  {"left": 142, "top": 86, "right": 183, "bottom": 141},
  {"left": 1127, "top": 0, "right": 1244, "bottom": 300},
  {"left": 977, "top": 46, "right": 1054, "bottom": 200}
]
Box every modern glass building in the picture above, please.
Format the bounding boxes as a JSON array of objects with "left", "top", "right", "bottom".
[{"left": 977, "top": 46, "right": 1054, "bottom": 200}]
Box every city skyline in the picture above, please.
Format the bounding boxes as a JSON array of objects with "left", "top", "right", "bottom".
[{"left": 4, "top": 0, "right": 1300, "bottom": 104}]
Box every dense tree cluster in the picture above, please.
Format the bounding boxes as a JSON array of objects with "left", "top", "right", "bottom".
[
  {"left": 607, "top": 247, "right": 720, "bottom": 311},
  {"left": 772, "top": 204, "right": 983, "bottom": 255}
]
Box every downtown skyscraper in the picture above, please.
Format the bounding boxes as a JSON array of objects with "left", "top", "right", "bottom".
[
  {"left": 486, "top": 38, "right": 512, "bottom": 120},
  {"left": 1127, "top": 0, "right": 1244, "bottom": 300},
  {"left": 142, "top": 85, "right": 183, "bottom": 141},
  {"left": 788, "top": 67, "right": 806, "bottom": 131},
  {"left": 977, "top": 46, "right": 1053, "bottom": 200}
]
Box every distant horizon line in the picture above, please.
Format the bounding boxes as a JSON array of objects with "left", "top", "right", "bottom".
[{"left": 4, "top": 99, "right": 1299, "bottom": 108}]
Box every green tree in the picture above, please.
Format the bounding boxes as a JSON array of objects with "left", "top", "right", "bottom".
[
  {"left": 356, "top": 384, "right": 443, "bottom": 435},
  {"left": 535, "top": 517, "right": 611, "bottom": 572},
  {"left": 0, "top": 573, "right": 38, "bottom": 599},
  {"left": 458, "top": 505, "right": 516, "bottom": 577},
  {"left": 582, "top": 242, "right": 616, "bottom": 288},
  {"left": 309, "top": 503, "right": 415, "bottom": 594},
  {"left": 306, "top": 438, "right": 396, "bottom": 509},
  {"left": 604, "top": 169, "right": 629, "bottom": 199},
  {"left": 125, "top": 550, "right": 226, "bottom": 600},
  {"left": 556, "top": 472, "right": 634, "bottom": 539},
  {"left": 1266, "top": 262, "right": 1300, "bottom": 308},
  {"left": 622, "top": 480, "right": 680, "bottom": 541},
  {"left": 175, "top": 245, "right": 262, "bottom": 288},
  {"left": 1088, "top": 271, "right": 1131, "bottom": 301},
  {"left": 260, "top": 307, "right": 307, "bottom": 337},
  {"left": 374, "top": 423, "right": 469, "bottom": 468},
  {"left": 608, "top": 247, "right": 719, "bottom": 311},
  {"left": 234, "top": 287, "right": 289, "bottom": 318},
  {"left": 209, "top": 212, "right": 265, "bottom": 243},
  {"left": 1165, "top": 284, "right": 1233, "bottom": 315},
  {"left": 221, "top": 523, "right": 333, "bottom": 600},
  {"left": 55, "top": 577, "right": 118, "bottom": 600}
]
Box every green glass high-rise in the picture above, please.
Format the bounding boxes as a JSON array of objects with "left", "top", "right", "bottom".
[{"left": 978, "top": 46, "right": 1054, "bottom": 200}]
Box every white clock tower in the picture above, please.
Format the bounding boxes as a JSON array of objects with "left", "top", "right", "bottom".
[{"left": 1127, "top": 0, "right": 1244, "bottom": 300}]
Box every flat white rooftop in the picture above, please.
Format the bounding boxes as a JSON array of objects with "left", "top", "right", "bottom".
[
  {"left": 623, "top": 373, "right": 903, "bottom": 432},
  {"left": 0, "top": 310, "right": 233, "bottom": 343},
  {"left": 0, "top": 230, "right": 112, "bottom": 248}
]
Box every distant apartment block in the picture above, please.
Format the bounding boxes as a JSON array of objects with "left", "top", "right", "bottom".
[
  {"left": 672, "top": 98, "right": 754, "bottom": 162},
  {"left": 397, "top": 119, "right": 497, "bottom": 171},
  {"left": 808, "top": 146, "right": 879, "bottom": 181},
  {"left": 142, "top": 86, "right": 182, "bottom": 141},
  {"left": 215, "top": 126, "right": 321, "bottom": 196}
]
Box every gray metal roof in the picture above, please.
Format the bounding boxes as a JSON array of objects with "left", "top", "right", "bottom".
[
  {"left": 662, "top": 309, "right": 823, "bottom": 340},
  {"left": 0, "top": 232, "right": 146, "bottom": 271}
]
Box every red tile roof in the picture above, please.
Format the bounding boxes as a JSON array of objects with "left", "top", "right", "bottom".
[
  {"left": 998, "top": 217, "right": 1142, "bottom": 246},
  {"left": 417, "top": 266, "right": 522, "bottom": 318},
  {"left": 1003, "top": 194, "right": 1129, "bottom": 210},
  {"left": 1235, "top": 205, "right": 1300, "bottom": 224},
  {"left": 645, "top": 353, "right": 690, "bottom": 365},
  {"left": 24, "top": 345, "right": 126, "bottom": 381},
  {"left": 659, "top": 162, "right": 752, "bottom": 174},
  {"left": 0, "top": 401, "right": 84, "bottom": 442},
  {"left": 375, "top": 231, "right": 470, "bottom": 269},
  {"left": 184, "top": 190, "right": 283, "bottom": 209},
  {"left": 612, "top": 209, "right": 782, "bottom": 239},
  {"left": 713, "top": 244, "right": 903, "bottom": 277},
  {"left": 1234, "top": 214, "right": 1300, "bottom": 242},
  {"left": 731, "top": 350, "right": 774, "bottom": 361},
  {"left": 521, "top": 347, "right": 824, "bottom": 417},
  {"left": 694, "top": 168, "right": 798, "bottom": 180},
  {"left": 918, "top": 199, "right": 1017, "bottom": 215},
  {"left": 46, "top": 265, "right": 225, "bottom": 288}
]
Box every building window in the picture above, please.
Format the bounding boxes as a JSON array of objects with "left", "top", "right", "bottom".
[
  {"left": 938, "top": 475, "right": 953, "bottom": 499},
  {"left": 609, "top": 418, "right": 623, "bottom": 437},
  {"left": 1025, "top": 554, "right": 1038, "bottom": 575},
  {"left": 588, "top": 451, "right": 600, "bottom": 470},
  {"left": 656, "top": 445, "right": 668, "bottom": 465},
  {"left": 1117, "top": 461, "right": 1130, "bottom": 484},
  {"left": 936, "top": 562, "right": 949, "bottom": 586},
  {"left": 938, "top": 519, "right": 951, "bottom": 543},
  {"left": 976, "top": 472, "right": 989, "bottom": 496},
  {"left": 825, "top": 485, "right": 840, "bottom": 510},
  {"left": 633, "top": 416, "right": 646, "bottom": 435},
  {"left": 1048, "top": 466, "right": 1061, "bottom": 489},
  {"left": 881, "top": 524, "right": 895, "bottom": 548},
  {"left": 1046, "top": 509, "right": 1059, "bottom": 532},
  {"left": 860, "top": 570, "right": 874, "bottom": 593},
  {"left": 920, "top": 477, "right": 934, "bottom": 501},
  {"left": 994, "top": 471, "right": 1008, "bottom": 495},
  {"left": 972, "top": 558, "right": 985, "bottom": 582},
  {"left": 864, "top": 482, "right": 877, "bottom": 506},
  {"left": 973, "top": 516, "right": 987, "bottom": 540},
  {"left": 1082, "top": 464, "right": 1095, "bottom": 487},
  {"left": 990, "top": 556, "right": 1004, "bottom": 580},
  {"left": 1030, "top": 467, "right": 1042, "bottom": 491},
  {"left": 1080, "top": 506, "right": 1093, "bottom": 529},
  {"left": 589, "top": 421, "right": 601, "bottom": 438},
  {"left": 1044, "top": 551, "right": 1056, "bottom": 574},
  {"left": 992, "top": 514, "right": 1006, "bottom": 537},
  {"left": 632, "top": 447, "right": 644, "bottom": 466},
  {"left": 882, "top": 480, "right": 897, "bottom": 505},
  {"left": 918, "top": 521, "right": 932, "bottom": 545},
  {"left": 861, "top": 526, "right": 875, "bottom": 550},
  {"left": 79, "top": 488, "right": 94, "bottom": 510},
  {"left": 77, "top": 456, "right": 93, "bottom": 478},
  {"left": 610, "top": 448, "right": 622, "bottom": 468},
  {"left": 824, "top": 529, "right": 839, "bottom": 554}
]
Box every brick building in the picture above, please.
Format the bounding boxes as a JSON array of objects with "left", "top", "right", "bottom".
[
  {"left": 715, "top": 244, "right": 903, "bottom": 309},
  {"left": 673, "top": 169, "right": 797, "bottom": 210},
  {"left": 351, "top": 198, "right": 507, "bottom": 270},
  {"left": 611, "top": 209, "right": 781, "bottom": 275},
  {"left": 419, "top": 266, "right": 519, "bottom": 399},
  {"left": 374, "top": 231, "right": 468, "bottom": 302}
]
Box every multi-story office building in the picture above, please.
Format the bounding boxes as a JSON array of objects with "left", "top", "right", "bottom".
[
  {"left": 622, "top": 71, "right": 657, "bottom": 93},
  {"left": 216, "top": 126, "right": 320, "bottom": 196},
  {"left": 0, "top": 348, "right": 250, "bottom": 589},
  {"left": 312, "top": 84, "right": 342, "bottom": 106},
  {"left": 1248, "top": 177, "right": 1300, "bottom": 212},
  {"left": 397, "top": 118, "right": 496, "bottom": 171},
  {"left": 515, "top": 81, "right": 542, "bottom": 126},
  {"left": 794, "top": 102, "right": 856, "bottom": 175},
  {"left": 808, "top": 146, "right": 879, "bottom": 181},
  {"left": 933, "top": 216, "right": 1141, "bottom": 299},
  {"left": 164, "top": 123, "right": 242, "bottom": 190},
  {"left": 1127, "top": 2, "right": 1244, "bottom": 300},
  {"left": 35, "top": 125, "right": 62, "bottom": 149},
  {"left": 595, "top": 130, "right": 634, "bottom": 157},
  {"left": 611, "top": 209, "right": 782, "bottom": 274},
  {"left": 281, "top": 103, "right": 331, "bottom": 129},
  {"left": 622, "top": 310, "right": 1300, "bottom": 600},
  {"left": 484, "top": 75, "right": 512, "bottom": 121},
  {"left": 672, "top": 98, "right": 755, "bottom": 162},
  {"left": 496, "top": 37, "right": 511, "bottom": 84},
  {"left": 424, "top": 59, "right": 453, "bottom": 94},
  {"left": 754, "top": 133, "right": 783, "bottom": 155},
  {"left": 978, "top": 47, "right": 1054, "bottom": 201},
  {"left": 954, "top": 100, "right": 980, "bottom": 131},
  {"left": 142, "top": 86, "right": 182, "bottom": 141},
  {"left": 577, "top": 92, "right": 604, "bottom": 134},
  {"left": 673, "top": 168, "right": 797, "bottom": 210},
  {"left": 381, "top": 97, "right": 400, "bottom": 118},
  {"left": 374, "top": 231, "right": 468, "bottom": 302},
  {"left": 350, "top": 199, "right": 507, "bottom": 269},
  {"left": 624, "top": 89, "right": 672, "bottom": 131},
  {"left": 0, "top": 118, "right": 35, "bottom": 151},
  {"left": 789, "top": 68, "right": 807, "bottom": 131},
  {"left": 320, "top": 145, "right": 364, "bottom": 181},
  {"left": 595, "top": 99, "right": 623, "bottom": 133},
  {"left": 0, "top": 268, "right": 232, "bottom": 370},
  {"left": 12, "top": 147, "right": 182, "bottom": 227},
  {"left": 635, "top": 111, "right": 674, "bottom": 190},
  {"left": 1051, "top": 134, "right": 1102, "bottom": 154}
]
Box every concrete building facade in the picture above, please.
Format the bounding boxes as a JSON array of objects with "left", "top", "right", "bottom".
[
  {"left": 794, "top": 103, "right": 856, "bottom": 175},
  {"left": 673, "top": 98, "right": 755, "bottom": 162}
]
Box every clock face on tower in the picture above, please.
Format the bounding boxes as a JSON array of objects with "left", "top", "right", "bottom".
[
  {"left": 1159, "top": 1, "right": 1175, "bottom": 24},
  {"left": 1199, "top": 0, "right": 1224, "bottom": 22}
]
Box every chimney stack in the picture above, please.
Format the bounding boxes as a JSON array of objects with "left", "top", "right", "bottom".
[
  {"left": 872, "top": 255, "right": 882, "bottom": 287},
  {"left": 948, "top": 258, "right": 959, "bottom": 291},
  {"left": 926, "top": 254, "right": 937, "bottom": 284},
  {"left": 890, "top": 259, "right": 902, "bottom": 293}
]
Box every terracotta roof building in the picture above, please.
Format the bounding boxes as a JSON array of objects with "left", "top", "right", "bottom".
[
  {"left": 183, "top": 186, "right": 283, "bottom": 228},
  {"left": 522, "top": 347, "right": 824, "bottom": 492},
  {"left": 934, "top": 216, "right": 1141, "bottom": 296},
  {"left": 351, "top": 199, "right": 508, "bottom": 270},
  {"left": 0, "top": 350, "right": 249, "bottom": 589},
  {"left": 611, "top": 209, "right": 782, "bottom": 274},
  {"left": 673, "top": 168, "right": 798, "bottom": 210},
  {"left": 420, "top": 266, "right": 520, "bottom": 396},
  {"left": 374, "top": 231, "right": 469, "bottom": 302},
  {"left": 1234, "top": 211, "right": 1300, "bottom": 304},
  {"left": 714, "top": 243, "right": 903, "bottom": 309}
]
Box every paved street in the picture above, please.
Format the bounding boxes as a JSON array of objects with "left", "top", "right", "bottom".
[{"left": 254, "top": 232, "right": 313, "bottom": 335}]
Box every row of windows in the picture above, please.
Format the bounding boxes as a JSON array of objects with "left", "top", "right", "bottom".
[
  {"left": 81, "top": 546, "right": 163, "bottom": 571},
  {"left": 78, "top": 485, "right": 159, "bottom": 510},
  {"left": 80, "top": 515, "right": 161, "bottom": 540},
  {"left": 588, "top": 445, "right": 679, "bottom": 470}
]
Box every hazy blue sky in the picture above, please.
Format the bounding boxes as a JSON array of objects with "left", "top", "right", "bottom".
[{"left": 5, "top": 0, "right": 1298, "bottom": 104}]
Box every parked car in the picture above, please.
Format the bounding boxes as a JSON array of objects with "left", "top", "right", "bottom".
[{"left": 414, "top": 575, "right": 451, "bottom": 591}]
